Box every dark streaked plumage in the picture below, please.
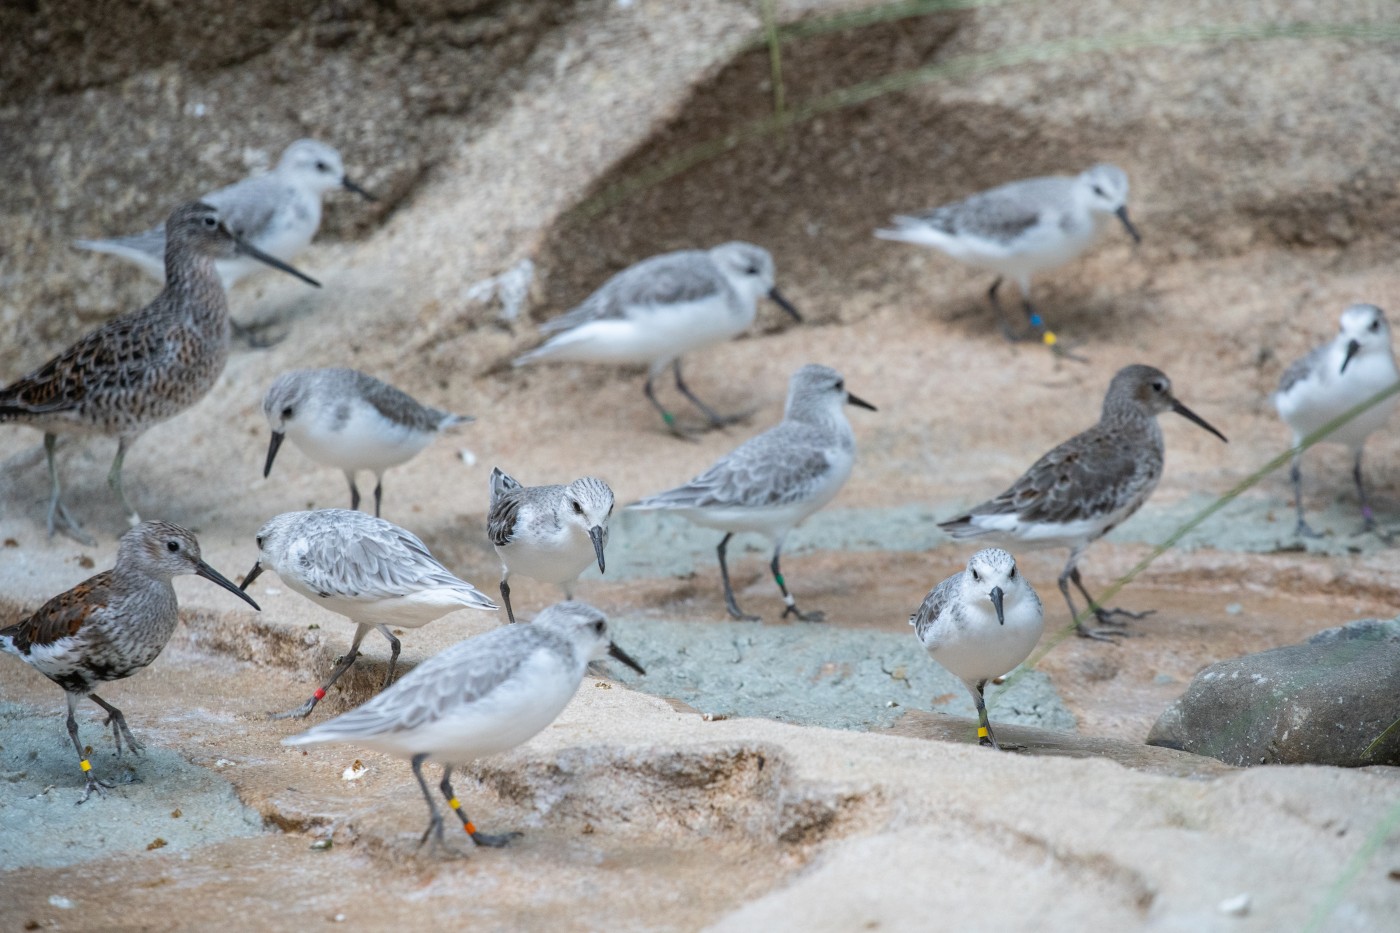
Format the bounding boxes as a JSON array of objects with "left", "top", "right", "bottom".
[
  {"left": 1, "top": 200, "right": 318, "bottom": 542},
  {"left": 0, "top": 522, "right": 259, "bottom": 801},
  {"left": 939, "top": 365, "right": 1226, "bottom": 640}
]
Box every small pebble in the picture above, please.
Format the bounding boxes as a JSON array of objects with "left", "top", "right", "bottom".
[
  {"left": 47, "top": 896, "right": 73, "bottom": 910},
  {"left": 310, "top": 839, "right": 333, "bottom": 851},
  {"left": 1217, "top": 893, "right": 1250, "bottom": 916},
  {"left": 459, "top": 449, "right": 478, "bottom": 467},
  {"left": 1225, "top": 603, "right": 1243, "bottom": 615}
]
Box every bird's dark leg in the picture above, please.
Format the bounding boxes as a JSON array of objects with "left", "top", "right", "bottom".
[
  {"left": 972, "top": 680, "right": 999, "bottom": 750},
  {"left": 412, "top": 753, "right": 449, "bottom": 853},
  {"left": 89, "top": 693, "right": 143, "bottom": 756},
  {"left": 270, "top": 624, "right": 371, "bottom": 719},
  {"left": 375, "top": 624, "right": 401, "bottom": 688},
  {"left": 717, "top": 534, "right": 759, "bottom": 621},
  {"left": 772, "top": 544, "right": 823, "bottom": 622},
  {"left": 1070, "top": 566, "right": 1148, "bottom": 632},
  {"left": 66, "top": 693, "right": 111, "bottom": 803},
  {"left": 1290, "top": 451, "right": 1322, "bottom": 538},
  {"left": 500, "top": 577, "right": 516, "bottom": 624},
  {"left": 44, "top": 433, "right": 94, "bottom": 545},
  {"left": 643, "top": 370, "right": 690, "bottom": 440},
  {"left": 1018, "top": 286, "right": 1088, "bottom": 362},
  {"left": 1352, "top": 448, "right": 1390, "bottom": 541},
  {"left": 345, "top": 471, "right": 361, "bottom": 512},
  {"left": 107, "top": 436, "right": 141, "bottom": 528},
  {"left": 987, "top": 278, "right": 1033, "bottom": 342},
  {"left": 373, "top": 478, "right": 384, "bottom": 518},
  {"left": 1057, "top": 554, "right": 1129, "bottom": 642},
  {"left": 439, "top": 766, "right": 519, "bottom": 848},
  {"left": 673, "top": 359, "right": 744, "bottom": 429}
]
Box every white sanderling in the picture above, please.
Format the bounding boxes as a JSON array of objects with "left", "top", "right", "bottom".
[
  {"left": 939, "top": 365, "right": 1226, "bottom": 641},
  {"left": 1, "top": 522, "right": 259, "bottom": 801},
  {"left": 910, "top": 547, "right": 1043, "bottom": 750},
  {"left": 630, "top": 364, "right": 876, "bottom": 621},
  {"left": 876, "top": 164, "right": 1140, "bottom": 347},
  {"left": 1, "top": 201, "right": 319, "bottom": 543},
  {"left": 240, "top": 509, "right": 498, "bottom": 719},
  {"left": 514, "top": 242, "right": 802, "bottom": 435},
  {"left": 487, "top": 468, "right": 614, "bottom": 624},
  {"left": 282, "top": 600, "right": 644, "bottom": 854},
  {"left": 74, "top": 139, "right": 374, "bottom": 289},
  {"left": 262, "top": 368, "right": 473, "bottom": 518},
  {"left": 1275, "top": 303, "right": 1399, "bottom": 537}
]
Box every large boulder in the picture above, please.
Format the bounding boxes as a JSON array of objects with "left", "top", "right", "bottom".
[{"left": 1146, "top": 618, "right": 1400, "bottom": 766}]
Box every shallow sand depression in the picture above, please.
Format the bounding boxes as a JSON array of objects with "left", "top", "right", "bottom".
[{"left": 3, "top": 0, "right": 1400, "bottom": 929}]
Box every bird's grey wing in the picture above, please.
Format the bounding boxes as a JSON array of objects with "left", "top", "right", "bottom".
[
  {"left": 487, "top": 489, "right": 522, "bottom": 547},
  {"left": 635, "top": 426, "right": 831, "bottom": 510},
  {"left": 75, "top": 224, "right": 166, "bottom": 258},
  {"left": 909, "top": 574, "right": 958, "bottom": 643},
  {"left": 296, "top": 520, "right": 464, "bottom": 599},
  {"left": 0, "top": 312, "right": 177, "bottom": 416},
  {"left": 916, "top": 181, "right": 1057, "bottom": 242},
  {"left": 204, "top": 174, "right": 285, "bottom": 240},
  {"left": 540, "top": 252, "right": 721, "bottom": 333},
  {"left": 969, "top": 425, "right": 1155, "bottom": 525},
  {"left": 1277, "top": 345, "right": 1326, "bottom": 395},
  {"left": 353, "top": 372, "right": 442, "bottom": 432}
]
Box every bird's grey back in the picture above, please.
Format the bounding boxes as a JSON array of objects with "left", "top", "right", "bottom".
[
  {"left": 915, "top": 176, "right": 1071, "bottom": 242},
  {"left": 1277, "top": 344, "right": 1328, "bottom": 396},
  {"left": 280, "top": 511, "right": 477, "bottom": 601},
  {"left": 910, "top": 572, "right": 959, "bottom": 642},
  {"left": 336, "top": 369, "right": 456, "bottom": 432},
  {"left": 541, "top": 249, "right": 726, "bottom": 334}
]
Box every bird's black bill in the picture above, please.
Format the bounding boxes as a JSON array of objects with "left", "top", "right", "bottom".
[
  {"left": 342, "top": 176, "right": 377, "bottom": 201},
  {"left": 768, "top": 287, "right": 803, "bottom": 322},
  {"left": 197, "top": 561, "right": 262, "bottom": 610},
  {"left": 228, "top": 228, "right": 322, "bottom": 287},
  {"left": 988, "top": 586, "right": 1005, "bottom": 626},
  {"left": 1341, "top": 339, "right": 1361, "bottom": 375},
  {"left": 589, "top": 525, "right": 607, "bottom": 575},
  {"left": 607, "top": 641, "right": 646, "bottom": 675},
  {"left": 263, "top": 431, "right": 285, "bottom": 478},
  {"left": 846, "top": 392, "right": 878, "bottom": 412},
  {"left": 1115, "top": 205, "right": 1142, "bottom": 244},
  {"left": 239, "top": 561, "right": 264, "bottom": 592},
  {"left": 1171, "top": 400, "right": 1228, "bottom": 443}
]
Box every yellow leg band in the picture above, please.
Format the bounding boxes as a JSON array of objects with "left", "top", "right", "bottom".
[
  {"left": 977, "top": 727, "right": 989, "bottom": 738},
  {"left": 1042, "top": 331, "right": 1058, "bottom": 347},
  {"left": 80, "top": 759, "right": 92, "bottom": 772},
  {"left": 447, "top": 797, "right": 461, "bottom": 810}
]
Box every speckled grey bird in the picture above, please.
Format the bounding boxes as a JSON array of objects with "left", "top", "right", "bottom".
[
  {"left": 514, "top": 242, "right": 802, "bottom": 435},
  {"left": 283, "top": 601, "right": 644, "bottom": 855},
  {"left": 241, "top": 509, "right": 497, "bottom": 719},
  {"left": 877, "top": 164, "right": 1139, "bottom": 346},
  {"left": 262, "top": 368, "right": 473, "bottom": 517},
  {"left": 487, "top": 468, "right": 614, "bottom": 623},
  {"left": 74, "top": 139, "right": 374, "bottom": 289},
  {"left": 910, "top": 548, "right": 1043, "bottom": 750},
  {"left": 0, "top": 522, "right": 259, "bottom": 802},
  {"left": 939, "top": 365, "right": 1226, "bottom": 640},
  {"left": 629, "top": 364, "right": 876, "bottom": 622},
  {"left": 0, "top": 200, "right": 319, "bottom": 543}
]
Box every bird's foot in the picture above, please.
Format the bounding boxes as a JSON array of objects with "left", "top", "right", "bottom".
[
  {"left": 725, "top": 603, "right": 762, "bottom": 622},
  {"left": 1295, "top": 521, "right": 1324, "bottom": 539},
  {"left": 1075, "top": 624, "right": 1133, "bottom": 642},
  {"left": 231, "top": 320, "right": 284, "bottom": 350},
  {"left": 1047, "top": 336, "right": 1090, "bottom": 363},
  {"left": 47, "top": 502, "right": 96, "bottom": 547},
  {"left": 268, "top": 696, "right": 319, "bottom": 720},
  {"left": 1092, "top": 607, "right": 1153, "bottom": 626},
  {"left": 782, "top": 605, "right": 826, "bottom": 623},
  {"left": 76, "top": 775, "right": 115, "bottom": 805},
  {"left": 470, "top": 829, "right": 521, "bottom": 849}
]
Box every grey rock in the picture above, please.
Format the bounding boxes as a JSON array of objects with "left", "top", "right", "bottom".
[{"left": 1147, "top": 622, "right": 1400, "bottom": 766}]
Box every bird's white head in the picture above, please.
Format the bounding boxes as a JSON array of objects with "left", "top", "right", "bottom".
[
  {"left": 962, "top": 547, "right": 1030, "bottom": 626},
  {"left": 708, "top": 242, "right": 802, "bottom": 322},
  {"left": 784, "top": 364, "right": 878, "bottom": 423},
  {"left": 1336, "top": 304, "right": 1393, "bottom": 374},
  {"left": 564, "top": 477, "right": 615, "bottom": 574},
  {"left": 535, "top": 601, "right": 645, "bottom": 674},
  {"left": 1077, "top": 164, "right": 1140, "bottom": 243},
  {"left": 261, "top": 370, "right": 321, "bottom": 478},
  {"left": 277, "top": 139, "right": 352, "bottom": 195}
]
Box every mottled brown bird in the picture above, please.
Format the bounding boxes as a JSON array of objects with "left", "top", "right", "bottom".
[
  {"left": 0, "top": 521, "right": 259, "bottom": 802},
  {"left": 0, "top": 200, "right": 319, "bottom": 542}
]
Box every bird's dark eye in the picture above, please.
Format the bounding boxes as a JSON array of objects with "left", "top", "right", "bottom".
[
  {"left": 592, "top": 620, "right": 605, "bottom": 634},
  {"left": 572, "top": 501, "right": 584, "bottom": 515},
  {"left": 1009, "top": 566, "right": 1016, "bottom": 579},
  {"left": 1092, "top": 185, "right": 1106, "bottom": 197},
  {"left": 256, "top": 535, "right": 264, "bottom": 549},
  {"left": 281, "top": 406, "right": 294, "bottom": 419},
  {"left": 316, "top": 161, "right": 329, "bottom": 172},
  {"left": 1152, "top": 380, "right": 1167, "bottom": 393},
  {"left": 1370, "top": 320, "right": 1381, "bottom": 332},
  {"left": 834, "top": 380, "right": 844, "bottom": 392},
  {"left": 746, "top": 265, "right": 760, "bottom": 275},
  {"left": 166, "top": 540, "right": 180, "bottom": 552},
  {"left": 202, "top": 215, "right": 218, "bottom": 228},
  {"left": 970, "top": 568, "right": 980, "bottom": 582}
]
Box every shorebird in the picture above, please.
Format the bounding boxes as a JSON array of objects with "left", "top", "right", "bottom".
[
  {"left": 877, "top": 164, "right": 1140, "bottom": 348},
  {"left": 1, "top": 201, "right": 319, "bottom": 542},
  {"left": 515, "top": 242, "right": 802, "bottom": 435},
  {"left": 487, "top": 468, "right": 614, "bottom": 623},
  {"left": 630, "top": 364, "right": 875, "bottom": 622},
  {"left": 939, "top": 364, "right": 1226, "bottom": 640},
  {"left": 74, "top": 139, "right": 374, "bottom": 288},
  {"left": 1275, "top": 303, "right": 1399, "bottom": 537},
  {"left": 241, "top": 509, "right": 497, "bottom": 719},
  {"left": 910, "top": 548, "right": 1044, "bottom": 750},
  {"left": 261, "top": 368, "right": 473, "bottom": 517},
  {"left": 0, "top": 522, "right": 259, "bottom": 801},
  {"left": 283, "top": 601, "right": 644, "bottom": 855}
]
